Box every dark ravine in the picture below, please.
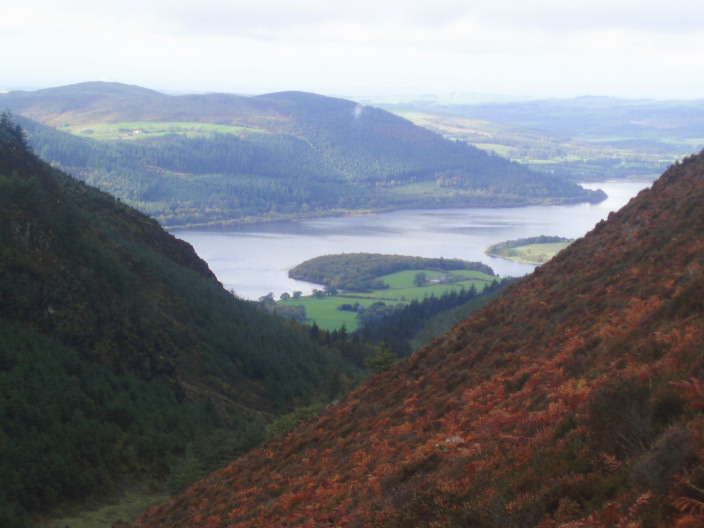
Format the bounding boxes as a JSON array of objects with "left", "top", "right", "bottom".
[{"left": 121, "top": 150, "right": 704, "bottom": 527}]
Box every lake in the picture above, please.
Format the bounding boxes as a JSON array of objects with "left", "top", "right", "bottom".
[{"left": 171, "top": 181, "right": 651, "bottom": 300}]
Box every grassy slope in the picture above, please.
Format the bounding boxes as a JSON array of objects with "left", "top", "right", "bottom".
[
  {"left": 487, "top": 241, "right": 573, "bottom": 264},
  {"left": 35, "top": 486, "right": 169, "bottom": 528},
  {"left": 64, "top": 121, "right": 269, "bottom": 140}
]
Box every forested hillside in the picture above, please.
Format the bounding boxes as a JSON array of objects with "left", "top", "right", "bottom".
[
  {"left": 0, "top": 115, "right": 359, "bottom": 526},
  {"left": 121, "top": 150, "right": 704, "bottom": 527},
  {"left": 0, "top": 83, "right": 605, "bottom": 227}
]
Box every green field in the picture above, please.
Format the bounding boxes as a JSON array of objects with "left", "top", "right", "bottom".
[
  {"left": 278, "top": 269, "right": 497, "bottom": 331},
  {"left": 63, "top": 121, "right": 267, "bottom": 140},
  {"left": 489, "top": 241, "right": 572, "bottom": 264},
  {"left": 472, "top": 143, "right": 520, "bottom": 158},
  {"left": 37, "top": 486, "right": 169, "bottom": 528}
]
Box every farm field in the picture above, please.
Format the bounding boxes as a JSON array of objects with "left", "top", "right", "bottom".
[
  {"left": 63, "top": 121, "right": 266, "bottom": 140},
  {"left": 487, "top": 240, "right": 573, "bottom": 264},
  {"left": 278, "top": 269, "right": 497, "bottom": 331}
]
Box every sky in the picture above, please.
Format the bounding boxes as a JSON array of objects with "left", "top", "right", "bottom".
[{"left": 2, "top": 0, "right": 704, "bottom": 100}]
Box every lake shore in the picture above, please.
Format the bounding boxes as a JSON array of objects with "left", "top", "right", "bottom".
[{"left": 172, "top": 181, "right": 651, "bottom": 300}]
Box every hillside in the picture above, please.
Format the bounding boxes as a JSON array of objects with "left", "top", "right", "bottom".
[
  {"left": 121, "top": 150, "right": 704, "bottom": 527},
  {"left": 383, "top": 96, "right": 704, "bottom": 181},
  {"left": 0, "top": 115, "right": 358, "bottom": 526},
  {"left": 0, "top": 83, "right": 604, "bottom": 227}
]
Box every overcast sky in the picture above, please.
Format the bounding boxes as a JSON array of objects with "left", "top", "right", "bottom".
[{"left": 2, "top": 0, "right": 703, "bottom": 100}]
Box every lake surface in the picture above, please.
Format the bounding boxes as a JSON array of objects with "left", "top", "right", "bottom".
[{"left": 172, "top": 181, "right": 651, "bottom": 300}]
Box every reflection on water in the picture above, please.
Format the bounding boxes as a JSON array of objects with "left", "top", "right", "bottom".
[{"left": 172, "top": 181, "right": 651, "bottom": 300}]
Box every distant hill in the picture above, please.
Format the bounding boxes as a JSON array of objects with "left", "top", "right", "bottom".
[
  {"left": 0, "top": 115, "right": 359, "bottom": 526},
  {"left": 120, "top": 150, "right": 704, "bottom": 527},
  {"left": 0, "top": 83, "right": 605, "bottom": 228},
  {"left": 383, "top": 96, "right": 704, "bottom": 181},
  {"left": 421, "top": 96, "right": 704, "bottom": 138}
]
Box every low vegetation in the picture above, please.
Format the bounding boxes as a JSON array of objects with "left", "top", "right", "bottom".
[{"left": 485, "top": 235, "right": 574, "bottom": 264}]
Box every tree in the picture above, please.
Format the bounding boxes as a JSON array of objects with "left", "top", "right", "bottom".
[
  {"left": 258, "top": 292, "right": 275, "bottom": 306},
  {"left": 413, "top": 272, "right": 427, "bottom": 287},
  {"left": 365, "top": 341, "right": 397, "bottom": 374}
]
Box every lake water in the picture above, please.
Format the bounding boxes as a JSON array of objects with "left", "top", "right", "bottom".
[{"left": 172, "top": 181, "right": 651, "bottom": 300}]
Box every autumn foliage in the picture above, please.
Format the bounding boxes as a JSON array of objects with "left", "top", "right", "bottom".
[{"left": 120, "top": 151, "right": 704, "bottom": 527}]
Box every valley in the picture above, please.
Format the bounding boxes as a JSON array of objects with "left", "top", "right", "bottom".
[
  {"left": 118, "top": 145, "right": 704, "bottom": 528},
  {"left": 172, "top": 180, "right": 649, "bottom": 301},
  {"left": 5, "top": 0, "right": 704, "bottom": 523},
  {"left": 0, "top": 84, "right": 699, "bottom": 528}
]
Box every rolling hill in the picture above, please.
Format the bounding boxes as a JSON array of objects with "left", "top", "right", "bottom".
[
  {"left": 383, "top": 96, "right": 704, "bottom": 181},
  {"left": 119, "top": 150, "right": 704, "bottom": 527},
  {"left": 0, "top": 82, "right": 605, "bottom": 227},
  {"left": 0, "top": 114, "right": 359, "bottom": 526}
]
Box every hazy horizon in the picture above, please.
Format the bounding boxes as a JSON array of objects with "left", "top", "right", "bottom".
[
  {"left": 3, "top": 81, "right": 701, "bottom": 105},
  {"left": 3, "top": 1, "right": 704, "bottom": 101}
]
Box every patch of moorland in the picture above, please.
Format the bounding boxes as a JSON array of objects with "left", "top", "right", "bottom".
[{"left": 121, "top": 149, "right": 704, "bottom": 527}]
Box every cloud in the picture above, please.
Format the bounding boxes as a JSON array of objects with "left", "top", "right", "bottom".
[
  {"left": 18, "top": 0, "right": 695, "bottom": 38},
  {"left": 152, "top": 0, "right": 704, "bottom": 36},
  {"left": 476, "top": 0, "right": 704, "bottom": 34},
  {"left": 2, "top": 0, "right": 704, "bottom": 98}
]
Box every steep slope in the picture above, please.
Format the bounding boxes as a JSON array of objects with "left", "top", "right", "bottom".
[
  {"left": 1, "top": 83, "right": 604, "bottom": 227},
  {"left": 0, "top": 115, "right": 357, "bottom": 525},
  {"left": 122, "top": 151, "right": 704, "bottom": 527}
]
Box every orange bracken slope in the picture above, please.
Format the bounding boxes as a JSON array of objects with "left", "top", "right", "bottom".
[{"left": 121, "top": 152, "right": 704, "bottom": 527}]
